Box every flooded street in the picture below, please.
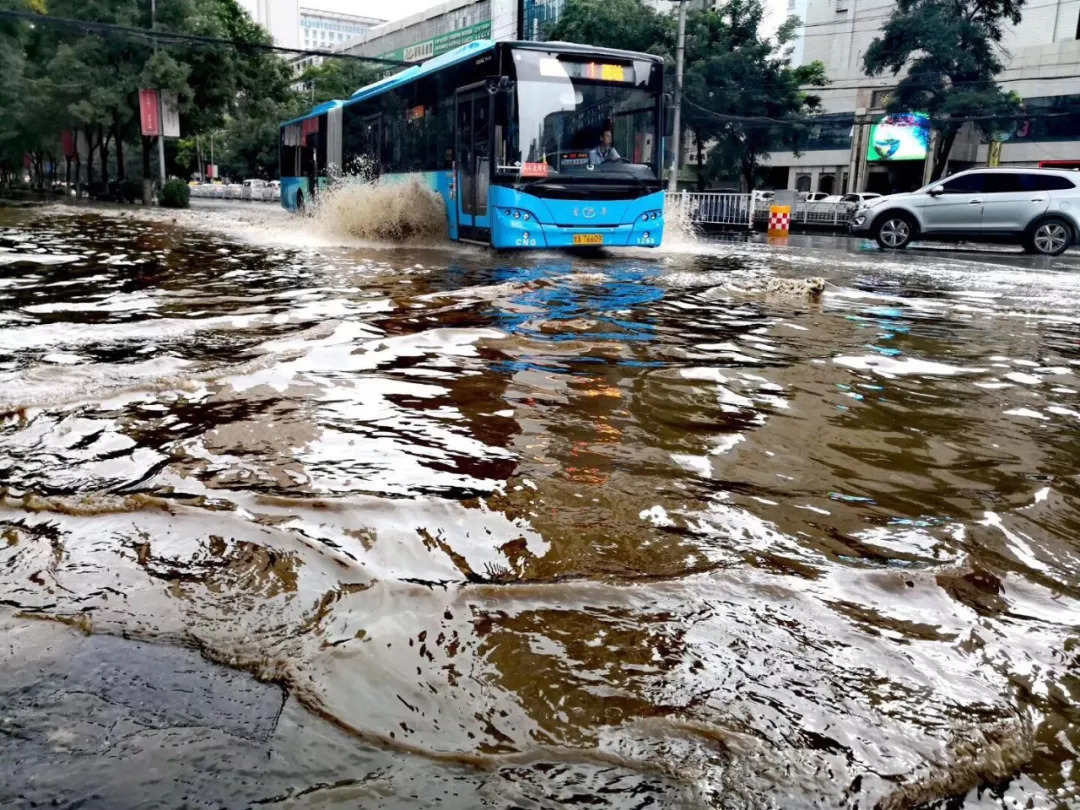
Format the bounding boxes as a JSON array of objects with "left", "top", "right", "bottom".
[{"left": 1, "top": 202, "right": 1078, "bottom": 809}]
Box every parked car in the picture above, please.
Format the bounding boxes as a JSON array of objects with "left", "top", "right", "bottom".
[
  {"left": 840, "top": 192, "right": 883, "bottom": 205},
  {"left": 849, "top": 168, "right": 1080, "bottom": 256},
  {"left": 800, "top": 191, "right": 831, "bottom": 202}
]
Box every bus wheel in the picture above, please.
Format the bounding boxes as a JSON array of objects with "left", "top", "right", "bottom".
[{"left": 295, "top": 190, "right": 306, "bottom": 215}]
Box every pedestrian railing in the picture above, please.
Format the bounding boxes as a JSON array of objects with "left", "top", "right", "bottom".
[
  {"left": 666, "top": 190, "right": 855, "bottom": 230},
  {"left": 188, "top": 184, "right": 280, "bottom": 202},
  {"left": 666, "top": 191, "right": 754, "bottom": 228}
]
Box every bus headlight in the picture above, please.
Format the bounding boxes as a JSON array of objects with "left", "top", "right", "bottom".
[
  {"left": 502, "top": 208, "right": 537, "bottom": 224},
  {"left": 640, "top": 209, "right": 662, "bottom": 223}
]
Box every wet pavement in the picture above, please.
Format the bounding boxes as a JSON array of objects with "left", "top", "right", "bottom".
[{"left": 1, "top": 201, "right": 1078, "bottom": 809}]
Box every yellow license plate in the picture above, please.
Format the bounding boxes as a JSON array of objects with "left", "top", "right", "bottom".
[{"left": 573, "top": 234, "right": 604, "bottom": 246}]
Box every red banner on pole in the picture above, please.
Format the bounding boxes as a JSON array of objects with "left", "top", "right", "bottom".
[
  {"left": 61, "top": 130, "right": 76, "bottom": 158},
  {"left": 139, "top": 89, "right": 160, "bottom": 137}
]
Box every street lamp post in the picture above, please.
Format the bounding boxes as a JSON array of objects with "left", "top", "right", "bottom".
[
  {"left": 152, "top": 0, "right": 166, "bottom": 187},
  {"left": 667, "top": 0, "right": 687, "bottom": 193}
]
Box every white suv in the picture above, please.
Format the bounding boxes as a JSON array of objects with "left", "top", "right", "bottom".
[{"left": 849, "top": 168, "right": 1080, "bottom": 256}]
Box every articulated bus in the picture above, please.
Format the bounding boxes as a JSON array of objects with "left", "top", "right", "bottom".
[{"left": 279, "top": 40, "right": 666, "bottom": 250}]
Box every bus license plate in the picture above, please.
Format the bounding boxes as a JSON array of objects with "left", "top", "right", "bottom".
[{"left": 573, "top": 234, "right": 603, "bottom": 246}]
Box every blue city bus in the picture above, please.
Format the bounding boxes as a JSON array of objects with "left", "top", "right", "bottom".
[{"left": 279, "top": 40, "right": 666, "bottom": 249}]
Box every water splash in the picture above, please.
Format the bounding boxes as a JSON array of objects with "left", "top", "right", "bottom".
[
  {"left": 311, "top": 176, "right": 448, "bottom": 244},
  {"left": 660, "top": 194, "right": 701, "bottom": 251}
]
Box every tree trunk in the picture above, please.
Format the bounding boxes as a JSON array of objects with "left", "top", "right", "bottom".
[
  {"left": 74, "top": 151, "right": 82, "bottom": 200},
  {"left": 65, "top": 156, "right": 71, "bottom": 194},
  {"left": 84, "top": 129, "right": 96, "bottom": 190},
  {"left": 115, "top": 123, "right": 126, "bottom": 182},
  {"left": 929, "top": 127, "right": 958, "bottom": 182},
  {"left": 741, "top": 158, "right": 755, "bottom": 195},
  {"left": 696, "top": 133, "right": 705, "bottom": 191},
  {"left": 98, "top": 125, "right": 110, "bottom": 188},
  {"left": 142, "top": 136, "right": 153, "bottom": 205}
]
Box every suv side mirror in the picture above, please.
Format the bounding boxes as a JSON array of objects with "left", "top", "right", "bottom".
[{"left": 928, "top": 185, "right": 945, "bottom": 197}]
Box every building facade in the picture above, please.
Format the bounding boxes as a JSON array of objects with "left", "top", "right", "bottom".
[
  {"left": 300, "top": 8, "right": 386, "bottom": 53},
  {"left": 237, "top": 0, "right": 301, "bottom": 50},
  {"left": 292, "top": 8, "right": 386, "bottom": 77},
  {"left": 341, "top": 0, "right": 499, "bottom": 63},
  {"left": 761, "top": 0, "right": 1080, "bottom": 195}
]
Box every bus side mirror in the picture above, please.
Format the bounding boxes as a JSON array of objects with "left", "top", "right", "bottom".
[
  {"left": 486, "top": 76, "right": 514, "bottom": 94},
  {"left": 664, "top": 104, "right": 675, "bottom": 138}
]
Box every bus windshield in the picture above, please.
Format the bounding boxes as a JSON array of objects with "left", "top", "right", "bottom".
[{"left": 502, "top": 48, "right": 661, "bottom": 183}]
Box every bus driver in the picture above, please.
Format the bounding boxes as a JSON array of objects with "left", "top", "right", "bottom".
[{"left": 589, "top": 129, "right": 622, "bottom": 166}]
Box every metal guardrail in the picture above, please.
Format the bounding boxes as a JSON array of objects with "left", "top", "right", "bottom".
[
  {"left": 666, "top": 190, "right": 855, "bottom": 229},
  {"left": 188, "top": 184, "right": 280, "bottom": 202},
  {"left": 667, "top": 191, "right": 754, "bottom": 228}
]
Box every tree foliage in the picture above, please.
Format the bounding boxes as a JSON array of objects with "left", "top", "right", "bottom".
[
  {"left": 681, "top": 0, "right": 826, "bottom": 189},
  {"left": 0, "top": 0, "right": 306, "bottom": 192},
  {"left": 546, "top": 0, "right": 671, "bottom": 55},
  {"left": 547, "top": 0, "right": 827, "bottom": 189},
  {"left": 863, "top": 0, "right": 1025, "bottom": 180}
]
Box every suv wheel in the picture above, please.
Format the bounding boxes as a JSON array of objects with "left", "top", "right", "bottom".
[
  {"left": 873, "top": 213, "right": 914, "bottom": 250},
  {"left": 1025, "top": 218, "right": 1072, "bottom": 257}
]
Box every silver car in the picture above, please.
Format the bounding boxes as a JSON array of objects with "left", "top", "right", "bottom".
[{"left": 849, "top": 168, "right": 1080, "bottom": 256}]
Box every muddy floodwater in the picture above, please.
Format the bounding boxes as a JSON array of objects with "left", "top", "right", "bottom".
[{"left": 1, "top": 201, "right": 1078, "bottom": 809}]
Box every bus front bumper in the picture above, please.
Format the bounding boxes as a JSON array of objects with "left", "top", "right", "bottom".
[{"left": 491, "top": 215, "right": 664, "bottom": 250}]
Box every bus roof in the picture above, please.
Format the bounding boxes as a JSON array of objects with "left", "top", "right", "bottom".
[
  {"left": 282, "top": 99, "right": 345, "bottom": 127},
  {"left": 282, "top": 39, "right": 663, "bottom": 127},
  {"left": 349, "top": 38, "right": 497, "bottom": 104}
]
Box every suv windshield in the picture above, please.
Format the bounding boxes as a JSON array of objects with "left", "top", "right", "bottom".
[{"left": 501, "top": 48, "right": 661, "bottom": 184}]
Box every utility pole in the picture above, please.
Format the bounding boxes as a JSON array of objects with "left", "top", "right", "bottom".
[
  {"left": 667, "top": 0, "right": 687, "bottom": 193},
  {"left": 152, "top": 0, "right": 166, "bottom": 188}
]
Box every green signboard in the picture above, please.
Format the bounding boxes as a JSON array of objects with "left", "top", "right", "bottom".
[{"left": 378, "top": 20, "right": 491, "bottom": 63}]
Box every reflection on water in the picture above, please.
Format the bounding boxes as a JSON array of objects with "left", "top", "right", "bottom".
[{"left": 1, "top": 206, "right": 1079, "bottom": 808}]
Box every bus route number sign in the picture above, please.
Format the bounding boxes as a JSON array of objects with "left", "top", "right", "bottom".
[{"left": 539, "top": 59, "right": 632, "bottom": 83}]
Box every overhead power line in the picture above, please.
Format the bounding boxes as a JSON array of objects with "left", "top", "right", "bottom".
[
  {"left": 679, "top": 92, "right": 1080, "bottom": 128},
  {"left": 0, "top": 9, "right": 412, "bottom": 67},
  {"left": 801, "top": 71, "right": 1080, "bottom": 92}
]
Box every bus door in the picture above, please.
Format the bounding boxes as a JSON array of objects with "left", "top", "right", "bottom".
[{"left": 455, "top": 87, "right": 491, "bottom": 238}]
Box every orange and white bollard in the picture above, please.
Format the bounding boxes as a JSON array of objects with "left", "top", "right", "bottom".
[{"left": 767, "top": 204, "right": 791, "bottom": 240}]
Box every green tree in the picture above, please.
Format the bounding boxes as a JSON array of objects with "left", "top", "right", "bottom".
[
  {"left": 863, "top": 0, "right": 1024, "bottom": 181},
  {"left": 545, "top": 0, "right": 670, "bottom": 55},
  {"left": 682, "top": 1, "right": 826, "bottom": 189},
  {"left": 0, "top": 0, "right": 296, "bottom": 196},
  {"left": 298, "top": 58, "right": 379, "bottom": 103}
]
